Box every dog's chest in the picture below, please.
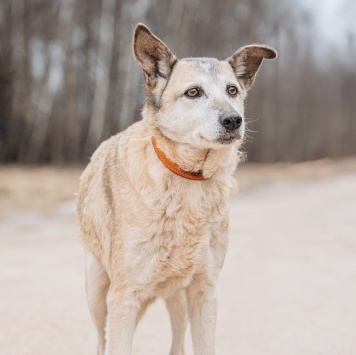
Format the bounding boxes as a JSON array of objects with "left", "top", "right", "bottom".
[
  {"left": 153, "top": 180, "right": 222, "bottom": 237},
  {"left": 131, "top": 180, "right": 229, "bottom": 296}
]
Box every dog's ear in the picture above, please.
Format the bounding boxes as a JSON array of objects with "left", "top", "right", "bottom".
[
  {"left": 133, "top": 24, "right": 177, "bottom": 88},
  {"left": 227, "top": 45, "right": 277, "bottom": 90}
]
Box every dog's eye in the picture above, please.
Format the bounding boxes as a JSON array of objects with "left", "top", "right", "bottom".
[
  {"left": 227, "top": 85, "right": 238, "bottom": 96},
  {"left": 185, "top": 88, "right": 200, "bottom": 98}
]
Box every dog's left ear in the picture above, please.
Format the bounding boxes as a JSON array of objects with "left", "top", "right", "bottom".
[
  {"left": 227, "top": 45, "right": 277, "bottom": 90},
  {"left": 133, "top": 23, "right": 177, "bottom": 88}
]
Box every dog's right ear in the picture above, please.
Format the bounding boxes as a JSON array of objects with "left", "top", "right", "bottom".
[{"left": 133, "top": 24, "right": 177, "bottom": 88}]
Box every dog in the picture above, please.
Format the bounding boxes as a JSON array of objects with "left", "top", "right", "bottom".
[{"left": 77, "top": 23, "right": 276, "bottom": 355}]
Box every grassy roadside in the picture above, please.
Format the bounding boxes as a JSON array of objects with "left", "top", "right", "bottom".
[{"left": 1, "top": 157, "right": 355, "bottom": 216}]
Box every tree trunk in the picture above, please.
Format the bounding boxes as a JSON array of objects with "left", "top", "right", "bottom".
[
  {"left": 26, "top": 0, "right": 75, "bottom": 163},
  {"left": 84, "top": 0, "right": 116, "bottom": 154}
]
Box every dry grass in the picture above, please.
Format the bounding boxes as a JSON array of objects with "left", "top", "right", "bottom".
[
  {"left": 1, "top": 157, "right": 356, "bottom": 216},
  {"left": 236, "top": 156, "right": 356, "bottom": 191},
  {"left": 0, "top": 165, "right": 83, "bottom": 216}
]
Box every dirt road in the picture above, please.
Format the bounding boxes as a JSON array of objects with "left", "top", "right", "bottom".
[{"left": 1, "top": 164, "right": 355, "bottom": 354}]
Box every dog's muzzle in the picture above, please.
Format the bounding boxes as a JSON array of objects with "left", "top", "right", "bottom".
[{"left": 217, "top": 110, "right": 243, "bottom": 144}]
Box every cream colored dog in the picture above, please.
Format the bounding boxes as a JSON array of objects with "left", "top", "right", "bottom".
[{"left": 77, "top": 23, "right": 276, "bottom": 355}]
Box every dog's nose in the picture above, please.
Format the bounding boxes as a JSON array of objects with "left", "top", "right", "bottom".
[{"left": 220, "top": 113, "right": 243, "bottom": 131}]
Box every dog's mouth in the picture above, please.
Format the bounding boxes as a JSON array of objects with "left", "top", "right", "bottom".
[
  {"left": 198, "top": 130, "right": 242, "bottom": 146},
  {"left": 218, "top": 136, "right": 237, "bottom": 144},
  {"left": 217, "top": 131, "right": 241, "bottom": 144}
]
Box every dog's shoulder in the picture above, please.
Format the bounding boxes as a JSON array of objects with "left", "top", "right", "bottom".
[{"left": 76, "top": 121, "right": 150, "bottom": 266}]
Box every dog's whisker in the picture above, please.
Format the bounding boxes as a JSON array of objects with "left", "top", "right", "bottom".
[
  {"left": 245, "top": 128, "right": 259, "bottom": 134},
  {"left": 245, "top": 120, "right": 259, "bottom": 126},
  {"left": 244, "top": 117, "right": 259, "bottom": 121}
]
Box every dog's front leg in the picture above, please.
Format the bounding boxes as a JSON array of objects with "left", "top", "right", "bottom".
[
  {"left": 186, "top": 275, "right": 217, "bottom": 355},
  {"left": 166, "top": 290, "right": 188, "bottom": 355},
  {"left": 104, "top": 286, "right": 139, "bottom": 355}
]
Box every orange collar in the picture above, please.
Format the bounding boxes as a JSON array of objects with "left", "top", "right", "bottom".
[{"left": 151, "top": 137, "right": 206, "bottom": 181}]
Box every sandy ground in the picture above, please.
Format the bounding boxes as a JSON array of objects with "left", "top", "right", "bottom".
[{"left": 0, "top": 159, "right": 356, "bottom": 354}]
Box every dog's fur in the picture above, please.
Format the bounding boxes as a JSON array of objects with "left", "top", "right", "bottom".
[{"left": 77, "top": 24, "right": 276, "bottom": 355}]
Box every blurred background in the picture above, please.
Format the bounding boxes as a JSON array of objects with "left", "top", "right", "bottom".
[
  {"left": 0, "top": 0, "right": 355, "bottom": 164},
  {"left": 1, "top": 1, "right": 356, "bottom": 354}
]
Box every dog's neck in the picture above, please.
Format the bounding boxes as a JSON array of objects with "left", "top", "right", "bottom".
[{"left": 151, "top": 127, "right": 238, "bottom": 179}]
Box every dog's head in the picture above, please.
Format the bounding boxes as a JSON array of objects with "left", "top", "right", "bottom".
[{"left": 133, "top": 24, "right": 277, "bottom": 149}]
